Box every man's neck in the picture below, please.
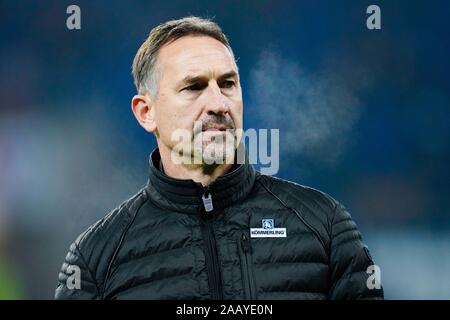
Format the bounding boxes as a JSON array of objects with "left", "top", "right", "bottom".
[{"left": 158, "top": 144, "right": 234, "bottom": 187}]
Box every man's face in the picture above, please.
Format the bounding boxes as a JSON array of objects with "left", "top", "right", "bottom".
[{"left": 152, "top": 35, "right": 243, "bottom": 164}]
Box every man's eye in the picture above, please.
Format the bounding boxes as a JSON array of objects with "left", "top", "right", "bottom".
[
  {"left": 221, "top": 80, "right": 235, "bottom": 88},
  {"left": 185, "top": 83, "right": 205, "bottom": 91}
]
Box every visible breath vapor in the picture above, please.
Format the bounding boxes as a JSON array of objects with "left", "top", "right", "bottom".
[{"left": 250, "top": 50, "right": 371, "bottom": 165}]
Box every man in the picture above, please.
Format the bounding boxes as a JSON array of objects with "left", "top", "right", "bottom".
[{"left": 55, "top": 16, "right": 384, "bottom": 300}]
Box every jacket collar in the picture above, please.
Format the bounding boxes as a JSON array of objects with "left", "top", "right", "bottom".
[{"left": 145, "top": 148, "right": 256, "bottom": 214}]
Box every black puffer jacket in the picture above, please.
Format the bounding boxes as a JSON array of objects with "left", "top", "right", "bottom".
[{"left": 55, "top": 148, "right": 384, "bottom": 300}]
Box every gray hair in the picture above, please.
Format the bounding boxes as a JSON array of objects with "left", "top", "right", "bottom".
[{"left": 132, "top": 16, "right": 235, "bottom": 99}]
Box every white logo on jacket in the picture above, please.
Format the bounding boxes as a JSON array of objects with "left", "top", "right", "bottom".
[{"left": 250, "top": 219, "right": 287, "bottom": 238}]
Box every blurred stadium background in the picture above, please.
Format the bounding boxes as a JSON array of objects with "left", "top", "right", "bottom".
[{"left": 0, "top": 0, "right": 449, "bottom": 299}]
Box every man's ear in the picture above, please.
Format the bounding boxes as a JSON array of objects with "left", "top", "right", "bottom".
[{"left": 131, "top": 94, "right": 157, "bottom": 133}]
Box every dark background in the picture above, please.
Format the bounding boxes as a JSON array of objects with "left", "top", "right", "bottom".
[{"left": 0, "top": 0, "right": 449, "bottom": 299}]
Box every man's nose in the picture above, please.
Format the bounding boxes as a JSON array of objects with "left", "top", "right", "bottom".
[{"left": 204, "top": 82, "right": 229, "bottom": 115}]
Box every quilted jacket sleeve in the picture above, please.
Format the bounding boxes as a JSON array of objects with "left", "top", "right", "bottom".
[
  {"left": 328, "top": 201, "right": 384, "bottom": 299},
  {"left": 54, "top": 241, "right": 100, "bottom": 299}
]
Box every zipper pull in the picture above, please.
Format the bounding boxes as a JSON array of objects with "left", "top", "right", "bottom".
[
  {"left": 202, "top": 187, "right": 214, "bottom": 212},
  {"left": 241, "top": 233, "right": 251, "bottom": 253}
]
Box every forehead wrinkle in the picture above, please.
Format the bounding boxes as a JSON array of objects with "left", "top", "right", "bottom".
[
  {"left": 179, "top": 54, "right": 236, "bottom": 73},
  {"left": 178, "top": 55, "right": 238, "bottom": 80}
]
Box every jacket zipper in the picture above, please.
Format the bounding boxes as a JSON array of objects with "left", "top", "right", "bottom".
[
  {"left": 202, "top": 186, "right": 214, "bottom": 212},
  {"left": 239, "top": 232, "right": 257, "bottom": 299},
  {"left": 199, "top": 187, "right": 223, "bottom": 300}
]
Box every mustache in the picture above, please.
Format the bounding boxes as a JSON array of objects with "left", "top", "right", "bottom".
[{"left": 193, "top": 115, "right": 236, "bottom": 135}]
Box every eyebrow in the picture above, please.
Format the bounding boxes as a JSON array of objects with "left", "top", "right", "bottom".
[{"left": 178, "top": 70, "right": 238, "bottom": 87}]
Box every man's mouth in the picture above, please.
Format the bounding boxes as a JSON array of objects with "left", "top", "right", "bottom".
[
  {"left": 193, "top": 119, "right": 235, "bottom": 136},
  {"left": 202, "top": 125, "right": 227, "bottom": 132}
]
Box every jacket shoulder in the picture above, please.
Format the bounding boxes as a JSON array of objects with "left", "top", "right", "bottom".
[
  {"left": 255, "top": 174, "right": 341, "bottom": 242},
  {"left": 68, "top": 189, "right": 148, "bottom": 285},
  {"left": 257, "top": 174, "right": 338, "bottom": 218},
  {"left": 78, "top": 190, "right": 146, "bottom": 247}
]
